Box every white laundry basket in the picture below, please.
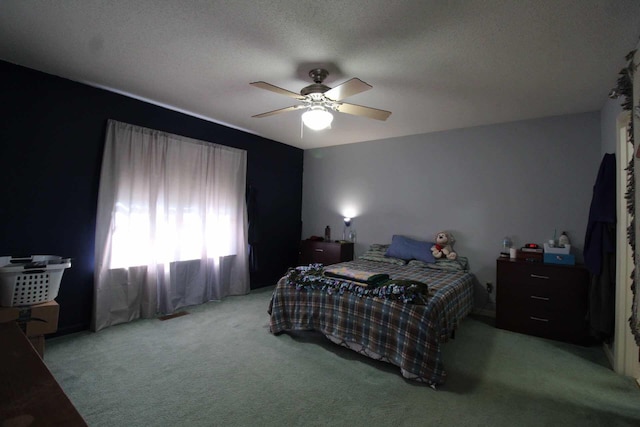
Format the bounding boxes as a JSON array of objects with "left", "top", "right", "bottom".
[{"left": 0, "top": 255, "right": 71, "bottom": 307}]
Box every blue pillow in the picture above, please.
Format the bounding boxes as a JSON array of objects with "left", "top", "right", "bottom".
[{"left": 385, "top": 235, "right": 435, "bottom": 264}]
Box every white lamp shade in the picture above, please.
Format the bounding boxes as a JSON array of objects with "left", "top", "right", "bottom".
[{"left": 302, "top": 108, "right": 333, "bottom": 130}]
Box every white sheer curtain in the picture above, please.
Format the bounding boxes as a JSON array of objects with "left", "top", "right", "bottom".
[{"left": 93, "top": 120, "right": 249, "bottom": 331}]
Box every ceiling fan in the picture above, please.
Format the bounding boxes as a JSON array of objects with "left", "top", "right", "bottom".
[{"left": 250, "top": 68, "right": 391, "bottom": 131}]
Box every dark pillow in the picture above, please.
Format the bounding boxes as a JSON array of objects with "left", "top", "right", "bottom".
[{"left": 385, "top": 235, "right": 435, "bottom": 264}]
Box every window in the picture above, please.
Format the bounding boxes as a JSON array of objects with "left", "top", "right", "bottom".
[{"left": 93, "top": 120, "right": 249, "bottom": 331}]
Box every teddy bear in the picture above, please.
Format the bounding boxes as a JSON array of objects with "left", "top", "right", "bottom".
[{"left": 431, "top": 231, "right": 457, "bottom": 260}]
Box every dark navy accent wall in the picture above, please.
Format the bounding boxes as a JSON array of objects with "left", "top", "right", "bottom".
[{"left": 0, "top": 60, "right": 303, "bottom": 335}]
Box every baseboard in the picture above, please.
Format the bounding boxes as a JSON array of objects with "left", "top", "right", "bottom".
[
  {"left": 52, "top": 322, "right": 89, "bottom": 338},
  {"left": 602, "top": 341, "right": 615, "bottom": 369},
  {"left": 473, "top": 307, "right": 496, "bottom": 318}
]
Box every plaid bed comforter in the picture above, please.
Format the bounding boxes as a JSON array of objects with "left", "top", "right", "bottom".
[{"left": 268, "top": 259, "right": 475, "bottom": 386}]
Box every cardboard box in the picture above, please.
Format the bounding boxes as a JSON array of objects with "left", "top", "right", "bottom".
[
  {"left": 544, "top": 253, "right": 575, "bottom": 265},
  {"left": 0, "top": 300, "right": 59, "bottom": 336}
]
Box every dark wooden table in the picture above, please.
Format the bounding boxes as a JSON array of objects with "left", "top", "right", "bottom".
[{"left": 0, "top": 322, "right": 87, "bottom": 426}]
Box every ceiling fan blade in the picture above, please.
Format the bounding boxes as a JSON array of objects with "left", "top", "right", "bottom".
[
  {"left": 336, "top": 102, "right": 391, "bottom": 121},
  {"left": 252, "top": 105, "right": 303, "bottom": 118},
  {"left": 250, "top": 81, "right": 304, "bottom": 99},
  {"left": 324, "top": 78, "right": 372, "bottom": 101}
]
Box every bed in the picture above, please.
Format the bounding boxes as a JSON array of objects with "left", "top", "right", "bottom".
[{"left": 268, "top": 243, "right": 475, "bottom": 388}]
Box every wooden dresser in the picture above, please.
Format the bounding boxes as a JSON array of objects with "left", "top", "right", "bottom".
[
  {"left": 298, "top": 240, "right": 354, "bottom": 266},
  {"left": 496, "top": 258, "right": 590, "bottom": 345},
  {"left": 0, "top": 322, "right": 87, "bottom": 426}
]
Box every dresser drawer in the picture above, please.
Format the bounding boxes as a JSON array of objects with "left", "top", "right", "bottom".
[
  {"left": 301, "top": 243, "right": 340, "bottom": 264},
  {"left": 298, "top": 240, "right": 354, "bottom": 266},
  {"left": 499, "top": 280, "right": 586, "bottom": 316},
  {"left": 498, "top": 301, "right": 588, "bottom": 343},
  {"left": 498, "top": 260, "right": 583, "bottom": 288}
]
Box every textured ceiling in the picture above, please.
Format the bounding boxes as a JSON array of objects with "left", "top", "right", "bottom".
[{"left": 1, "top": 1, "right": 639, "bottom": 149}]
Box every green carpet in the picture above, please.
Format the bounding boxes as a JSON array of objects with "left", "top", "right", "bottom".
[{"left": 44, "top": 287, "right": 640, "bottom": 426}]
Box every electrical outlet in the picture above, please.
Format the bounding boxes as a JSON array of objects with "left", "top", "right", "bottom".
[{"left": 486, "top": 282, "right": 493, "bottom": 294}]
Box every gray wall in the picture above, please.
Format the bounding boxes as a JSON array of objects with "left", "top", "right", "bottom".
[
  {"left": 601, "top": 97, "right": 625, "bottom": 155},
  {"left": 301, "top": 112, "right": 602, "bottom": 303}
]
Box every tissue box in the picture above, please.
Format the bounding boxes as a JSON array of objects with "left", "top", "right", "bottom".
[
  {"left": 544, "top": 253, "right": 575, "bottom": 265},
  {"left": 543, "top": 243, "right": 571, "bottom": 254}
]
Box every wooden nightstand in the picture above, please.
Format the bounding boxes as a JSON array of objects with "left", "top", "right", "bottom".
[
  {"left": 298, "top": 240, "right": 354, "bottom": 266},
  {"left": 496, "top": 258, "right": 590, "bottom": 345}
]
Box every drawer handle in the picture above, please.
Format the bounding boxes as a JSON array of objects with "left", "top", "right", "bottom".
[
  {"left": 530, "top": 274, "right": 550, "bottom": 280},
  {"left": 314, "top": 249, "right": 324, "bottom": 252},
  {"left": 530, "top": 295, "right": 550, "bottom": 301},
  {"left": 530, "top": 316, "right": 549, "bottom": 322}
]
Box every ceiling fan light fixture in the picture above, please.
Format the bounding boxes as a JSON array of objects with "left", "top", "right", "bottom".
[{"left": 302, "top": 107, "right": 333, "bottom": 131}]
